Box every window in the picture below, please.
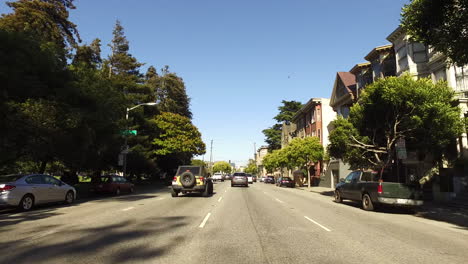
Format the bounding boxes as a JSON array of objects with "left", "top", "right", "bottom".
[
  {"left": 177, "top": 166, "right": 201, "bottom": 175},
  {"left": 344, "top": 172, "right": 359, "bottom": 183},
  {"left": 44, "top": 176, "right": 61, "bottom": 186},
  {"left": 412, "top": 43, "right": 427, "bottom": 63},
  {"left": 340, "top": 106, "right": 350, "bottom": 118},
  {"left": 26, "top": 175, "right": 44, "bottom": 184},
  {"left": 433, "top": 68, "right": 447, "bottom": 82},
  {"left": 361, "top": 172, "right": 373, "bottom": 182},
  {"left": 397, "top": 46, "right": 408, "bottom": 71},
  {"left": 455, "top": 66, "right": 468, "bottom": 92},
  {"left": 318, "top": 129, "right": 321, "bottom": 140},
  {"left": 316, "top": 108, "right": 321, "bottom": 121}
]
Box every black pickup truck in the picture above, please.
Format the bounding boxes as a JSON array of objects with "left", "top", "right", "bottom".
[{"left": 334, "top": 170, "right": 423, "bottom": 211}]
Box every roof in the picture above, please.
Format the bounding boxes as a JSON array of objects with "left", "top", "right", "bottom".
[
  {"left": 386, "top": 26, "right": 405, "bottom": 43},
  {"left": 329, "top": 72, "right": 356, "bottom": 108},
  {"left": 364, "top": 44, "right": 393, "bottom": 61},
  {"left": 292, "top": 98, "right": 328, "bottom": 122},
  {"left": 349, "top": 62, "right": 371, "bottom": 74}
]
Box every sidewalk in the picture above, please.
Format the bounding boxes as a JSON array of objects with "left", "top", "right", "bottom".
[
  {"left": 295, "top": 185, "right": 468, "bottom": 229},
  {"left": 296, "top": 186, "right": 334, "bottom": 197}
]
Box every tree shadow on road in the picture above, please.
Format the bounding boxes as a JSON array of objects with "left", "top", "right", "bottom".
[
  {"left": 0, "top": 216, "right": 191, "bottom": 264},
  {"left": 339, "top": 200, "right": 468, "bottom": 230}
]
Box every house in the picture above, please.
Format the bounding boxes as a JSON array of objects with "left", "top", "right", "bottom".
[
  {"left": 256, "top": 146, "right": 269, "bottom": 177},
  {"left": 387, "top": 26, "right": 468, "bottom": 198},
  {"left": 289, "top": 98, "right": 335, "bottom": 186},
  {"left": 328, "top": 72, "right": 358, "bottom": 187}
]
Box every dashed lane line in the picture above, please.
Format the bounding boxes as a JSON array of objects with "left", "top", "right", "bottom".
[
  {"left": 275, "top": 198, "right": 284, "bottom": 204},
  {"left": 199, "top": 213, "right": 212, "bottom": 228},
  {"left": 218, "top": 197, "right": 223, "bottom": 202},
  {"left": 304, "top": 216, "right": 331, "bottom": 232},
  {"left": 122, "top": 207, "right": 135, "bottom": 211}
]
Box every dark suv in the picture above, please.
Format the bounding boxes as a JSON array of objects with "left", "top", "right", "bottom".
[
  {"left": 171, "top": 166, "right": 213, "bottom": 197},
  {"left": 264, "top": 176, "right": 275, "bottom": 184}
]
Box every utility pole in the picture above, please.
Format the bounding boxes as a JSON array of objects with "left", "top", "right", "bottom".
[{"left": 209, "top": 140, "right": 213, "bottom": 173}]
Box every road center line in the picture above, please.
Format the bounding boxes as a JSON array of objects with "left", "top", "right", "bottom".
[
  {"left": 199, "top": 213, "right": 212, "bottom": 228},
  {"left": 275, "top": 198, "right": 284, "bottom": 203},
  {"left": 122, "top": 207, "right": 135, "bottom": 211},
  {"left": 218, "top": 197, "right": 223, "bottom": 202},
  {"left": 304, "top": 216, "right": 331, "bottom": 232}
]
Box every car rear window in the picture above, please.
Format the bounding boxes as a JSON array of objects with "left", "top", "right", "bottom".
[
  {"left": 0, "top": 174, "right": 23, "bottom": 183},
  {"left": 282, "top": 177, "right": 292, "bottom": 181},
  {"left": 233, "top": 173, "right": 246, "bottom": 176},
  {"left": 177, "top": 166, "right": 201, "bottom": 175}
]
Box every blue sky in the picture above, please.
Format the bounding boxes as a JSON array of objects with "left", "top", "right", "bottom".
[{"left": 1, "top": 0, "right": 409, "bottom": 166}]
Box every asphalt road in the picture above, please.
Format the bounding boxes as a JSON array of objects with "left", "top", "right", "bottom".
[{"left": 0, "top": 181, "right": 467, "bottom": 264}]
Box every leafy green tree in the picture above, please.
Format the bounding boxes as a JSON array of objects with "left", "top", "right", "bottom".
[
  {"left": 328, "top": 75, "right": 463, "bottom": 172},
  {"left": 191, "top": 159, "right": 207, "bottom": 167},
  {"left": 157, "top": 67, "right": 192, "bottom": 119},
  {"left": 151, "top": 112, "right": 206, "bottom": 157},
  {"left": 244, "top": 159, "right": 258, "bottom": 175},
  {"left": 401, "top": 0, "right": 468, "bottom": 65},
  {"left": 72, "top": 38, "right": 102, "bottom": 68},
  {"left": 262, "top": 149, "right": 287, "bottom": 174},
  {"left": 262, "top": 124, "right": 282, "bottom": 151},
  {"left": 274, "top": 100, "right": 303, "bottom": 122},
  {"left": 263, "top": 100, "right": 302, "bottom": 151},
  {"left": 213, "top": 161, "right": 232, "bottom": 173},
  {"left": 284, "top": 137, "right": 324, "bottom": 188},
  {"left": 0, "top": 0, "right": 80, "bottom": 59}
]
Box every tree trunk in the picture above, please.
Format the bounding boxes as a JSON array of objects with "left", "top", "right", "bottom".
[
  {"left": 39, "top": 160, "right": 48, "bottom": 174},
  {"left": 307, "top": 165, "right": 311, "bottom": 189}
]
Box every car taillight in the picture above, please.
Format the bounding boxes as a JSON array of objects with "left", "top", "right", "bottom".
[
  {"left": 377, "top": 183, "right": 383, "bottom": 194},
  {"left": 173, "top": 177, "right": 177, "bottom": 182},
  {"left": 200, "top": 177, "right": 204, "bottom": 181},
  {"left": 0, "top": 185, "right": 16, "bottom": 192}
]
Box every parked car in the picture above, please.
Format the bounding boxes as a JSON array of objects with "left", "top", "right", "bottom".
[
  {"left": 259, "top": 177, "right": 264, "bottom": 182},
  {"left": 264, "top": 176, "right": 275, "bottom": 184},
  {"left": 0, "top": 174, "right": 76, "bottom": 211},
  {"left": 246, "top": 174, "right": 253, "bottom": 184},
  {"left": 225, "top": 174, "right": 231, "bottom": 180},
  {"left": 212, "top": 173, "right": 224, "bottom": 182},
  {"left": 276, "top": 177, "right": 294, "bottom": 188},
  {"left": 334, "top": 170, "right": 424, "bottom": 211},
  {"left": 252, "top": 175, "right": 257, "bottom": 182},
  {"left": 231, "top": 172, "right": 248, "bottom": 187},
  {"left": 92, "top": 175, "right": 134, "bottom": 195}
]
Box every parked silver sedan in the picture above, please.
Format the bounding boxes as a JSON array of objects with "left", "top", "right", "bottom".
[{"left": 0, "top": 174, "right": 76, "bottom": 211}]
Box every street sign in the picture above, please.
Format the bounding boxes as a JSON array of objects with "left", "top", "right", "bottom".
[{"left": 121, "top": 130, "right": 137, "bottom": 136}]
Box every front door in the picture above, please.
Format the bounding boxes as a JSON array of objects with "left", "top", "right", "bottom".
[{"left": 42, "top": 175, "right": 65, "bottom": 202}]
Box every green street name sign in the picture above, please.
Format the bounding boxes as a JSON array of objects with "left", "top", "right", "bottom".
[{"left": 121, "top": 130, "right": 137, "bottom": 136}]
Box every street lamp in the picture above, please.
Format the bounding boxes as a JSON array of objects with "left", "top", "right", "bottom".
[{"left": 123, "top": 102, "right": 158, "bottom": 178}]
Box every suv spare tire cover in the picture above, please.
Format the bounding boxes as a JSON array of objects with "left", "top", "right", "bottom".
[{"left": 180, "top": 172, "right": 196, "bottom": 188}]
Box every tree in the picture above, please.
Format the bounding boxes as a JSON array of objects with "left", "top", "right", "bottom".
[
  {"left": 263, "top": 100, "right": 302, "bottom": 151},
  {"left": 0, "top": 0, "right": 80, "bottom": 57},
  {"left": 274, "top": 100, "right": 303, "bottom": 123},
  {"left": 285, "top": 137, "right": 324, "bottom": 188},
  {"left": 401, "top": 0, "right": 468, "bottom": 65},
  {"left": 244, "top": 159, "right": 258, "bottom": 174},
  {"left": 151, "top": 112, "right": 206, "bottom": 157},
  {"left": 262, "top": 124, "right": 282, "bottom": 151},
  {"left": 213, "top": 161, "right": 231, "bottom": 173},
  {"left": 72, "top": 38, "right": 102, "bottom": 68},
  {"left": 328, "top": 75, "right": 463, "bottom": 173},
  {"left": 191, "top": 159, "right": 207, "bottom": 167},
  {"left": 157, "top": 67, "right": 192, "bottom": 118}
]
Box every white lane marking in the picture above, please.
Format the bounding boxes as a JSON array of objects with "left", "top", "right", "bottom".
[
  {"left": 263, "top": 191, "right": 267, "bottom": 194},
  {"left": 32, "top": 230, "right": 58, "bottom": 240},
  {"left": 275, "top": 198, "right": 284, "bottom": 203},
  {"left": 304, "top": 216, "right": 331, "bottom": 232},
  {"left": 122, "top": 207, "right": 135, "bottom": 211},
  {"left": 218, "top": 197, "right": 223, "bottom": 202},
  {"left": 157, "top": 197, "right": 165, "bottom": 201},
  {"left": 199, "top": 213, "right": 212, "bottom": 228},
  {"left": 225, "top": 190, "right": 227, "bottom": 193}
]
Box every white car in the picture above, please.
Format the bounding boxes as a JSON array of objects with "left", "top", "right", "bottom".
[
  {"left": 246, "top": 174, "right": 253, "bottom": 184},
  {"left": 212, "top": 173, "right": 224, "bottom": 182}
]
